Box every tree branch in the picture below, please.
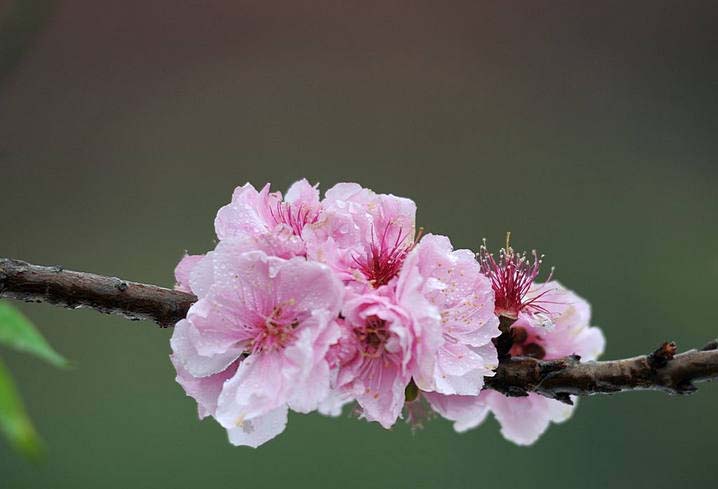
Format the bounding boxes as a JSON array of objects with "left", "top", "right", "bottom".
[
  {"left": 1, "top": 257, "right": 717, "bottom": 399},
  {"left": 487, "top": 341, "right": 718, "bottom": 403},
  {"left": 0, "top": 258, "right": 195, "bottom": 327}
]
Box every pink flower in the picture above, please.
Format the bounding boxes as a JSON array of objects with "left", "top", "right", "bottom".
[
  {"left": 421, "top": 234, "right": 605, "bottom": 444},
  {"left": 483, "top": 281, "right": 605, "bottom": 445},
  {"left": 323, "top": 232, "right": 458, "bottom": 429},
  {"left": 399, "top": 234, "right": 500, "bottom": 396},
  {"left": 325, "top": 238, "right": 463, "bottom": 427},
  {"left": 214, "top": 179, "right": 321, "bottom": 257},
  {"left": 508, "top": 282, "right": 605, "bottom": 361},
  {"left": 172, "top": 182, "right": 610, "bottom": 447},
  {"left": 170, "top": 245, "right": 343, "bottom": 447},
  {"left": 478, "top": 236, "right": 554, "bottom": 319},
  {"left": 305, "top": 183, "right": 418, "bottom": 290},
  {"left": 331, "top": 291, "right": 416, "bottom": 428}
]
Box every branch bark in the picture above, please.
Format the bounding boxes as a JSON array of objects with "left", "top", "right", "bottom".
[
  {"left": 1, "top": 257, "right": 717, "bottom": 399},
  {"left": 487, "top": 342, "right": 718, "bottom": 403},
  {"left": 0, "top": 258, "right": 195, "bottom": 327}
]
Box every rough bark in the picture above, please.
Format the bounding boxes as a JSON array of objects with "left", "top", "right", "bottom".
[
  {"left": 487, "top": 341, "right": 718, "bottom": 403},
  {"left": 0, "top": 258, "right": 195, "bottom": 327}
]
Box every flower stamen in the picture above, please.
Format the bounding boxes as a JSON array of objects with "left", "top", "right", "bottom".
[
  {"left": 478, "top": 233, "right": 555, "bottom": 319},
  {"left": 354, "top": 315, "right": 390, "bottom": 358},
  {"left": 269, "top": 201, "right": 319, "bottom": 236},
  {"left": 250, "top": 306, "right": 300, "bottom": 353},
  {"left": 353, "top": 226, "right": 423, "bottom": 288}
]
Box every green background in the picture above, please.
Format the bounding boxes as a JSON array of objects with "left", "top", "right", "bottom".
[{"left": 1, "top": 1, "right": 717, "bottom": 487}]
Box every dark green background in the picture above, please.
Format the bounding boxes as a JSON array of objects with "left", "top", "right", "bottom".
[{"left": 1, "top": 1, "right": 717, "bottom": 487}]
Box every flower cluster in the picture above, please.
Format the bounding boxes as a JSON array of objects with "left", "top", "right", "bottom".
[{"left": 170, "top": 180, "right": 605, "bottom": 447}]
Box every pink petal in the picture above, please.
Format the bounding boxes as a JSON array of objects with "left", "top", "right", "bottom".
[
  {"left": 433, "top": 342, "right": 495, "bottom": 395},
  {"left": 485, "top": 391, "right": 576, "bottom": 446},
  {"left": 185, "top": 298, "right": 254, "bottom": 357},
  {"left": 423, "top": 391, "right": 490, "bottom": 432},
  {"left": 395, "top": 249, "right": 443, "bottom": 391},
  {"left": 171, "top": 355, "right": 237, "bottom": 419},
  {"left": 323, "top": 182, "right": 372, "bottom": 206},
  {"left": 214, "top": 183, "right": 268, "bottom": 240},
  {"left": 273, "top": 258, "right": 344, "bottom": 317},
  {"left": 226, "top": 405, "right": 289, "bottom": 448},
  {"left": 174, "top": 254, "right": 204, "bottom": 293},
  {"left": 523, "top": 281, "right": 606, "bottom": 361},
  {"left": 215, "top": 353, "right": 287, "bottom": 426},
  {"left": 375, "top": 193, "right": 416, "bottom": 238},
  {"left": 284, "top": 178, "right": 320, "bottom": 208},
  {"left": 188, "top": 252, "right": 216, "bottom": 299},
  {"left": 317, "top": 390, "right": 353, "bottom": 417},
  {"left": 353, "top": 359, "right": 409, "bottom": 429},
  {"left": 398, "top": 233, "right": 499, "bottom": 394},
  {"left": 170, "top": 318, "right": 243, "bottom": 378},
  {"left": 570, "top": 326, "right": 606, "bottom": 362},
  {"left": 412, "top": 234, "right": 500, "bottom": 347},
  {"left": 533, "top": 281, "right": 592, "bottom": 328},
  {"left": 284, "top": 310, "right": 339, "bottom": 413}
]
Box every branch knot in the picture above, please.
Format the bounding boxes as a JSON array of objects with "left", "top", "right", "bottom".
[{"left": 648, "top": 342, "right": 677, "bottom": 369}]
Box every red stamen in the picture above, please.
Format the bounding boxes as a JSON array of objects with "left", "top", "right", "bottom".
[
  {"left": 269, "top": 201, "right": 318, "bottom": 236},
  {"left": 353, "top": 226, "right": 422, "bottom": 288},
  {"left": 478, "top": 233, "right": 554, "bottom": 318}
]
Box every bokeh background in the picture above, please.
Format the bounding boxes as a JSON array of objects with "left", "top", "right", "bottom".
[{"left": 1, "top": 1, "right": 717, "bottom": 487}]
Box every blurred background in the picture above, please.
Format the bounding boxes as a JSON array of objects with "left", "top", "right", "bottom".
[{"left": 1, "top": 0, "right": 717, "bottom": 487}]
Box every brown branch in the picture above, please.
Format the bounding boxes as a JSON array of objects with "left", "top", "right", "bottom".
[
  {"left": 0, "top": 258, "right": 195, "bottom": 327},
  {"left": 487, "top": 341, "right": 718, "bottom": 402},
  {"left": 1, "top": 257, "right": 717, "bottom": 399}
]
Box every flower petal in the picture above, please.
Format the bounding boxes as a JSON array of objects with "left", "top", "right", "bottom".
[
  {"left": 485, "top": 391, "right": 576, "bottom": 446},
  {"left": 175, "top": 254, "right": 204, "bottom": 293},
  {"left": 353, "top": 358, "right": 409, "bottom": 429},
  {"left": 424, "top": 391, "right": 490, "bottom": 432},
  {"left": 285, "top": 178, "right": 320, "bottom": 208},
  {"left": 171, "top": 356, "right": 237, "bottom": 419},
  {"left": 214, "top": 183, "right": 269, "bottom": 240},
  {"left": 215, "top": 353, "right": 287, "bottom": 426},
  {"left": 433, "top": 342, "right": 495, "bottom": 395},
  {"left": 226, "top": 405, "right": 289, "bottom": 448},
  {"left": 170, "top": 318, "right": 242, "bottom": 378}
]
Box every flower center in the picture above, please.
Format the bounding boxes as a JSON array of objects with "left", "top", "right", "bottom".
[
  {"left": 269, "top": 202, "right": 318, "bottom": 236},
  {"left": 250, "top": 306, "right": 299, "bottom": 353},
  {"left": 478, "top": 233, "right": 553, "bottom": 319},
  {"left": 354, "top": 315, "right": 390, "bottom": 358},
  {"left": 353, "top": 226, "right": 421, "bottom": 288}
]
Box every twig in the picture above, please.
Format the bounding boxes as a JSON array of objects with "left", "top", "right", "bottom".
[
  {"left": 0, "top": 258, "right": 195, "bottom": 327},
  {"left": 488, "top": 341, "right": 718, "bottom": 403},
  {"left": 1, "top": 257, "right": 717, "bottom": 399}
]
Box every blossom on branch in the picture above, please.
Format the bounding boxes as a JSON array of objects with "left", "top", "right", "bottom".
[{"left": 169, "top": 180, "right": 605, "bottom": 447}]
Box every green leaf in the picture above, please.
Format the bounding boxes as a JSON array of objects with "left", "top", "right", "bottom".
[
  {"left": 0, "top": 356, "right": 44, "bottom": 460},
  {"left": 0, "top": 302, "right": 68, "bottom": 368}
]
